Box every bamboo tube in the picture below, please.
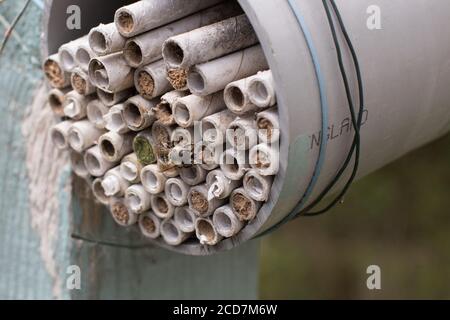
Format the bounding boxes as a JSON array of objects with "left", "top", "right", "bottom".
[
  {"left": 102, "top": 167, "right": 130, "bottom": 197},
  {"left": 92, "top": 178, "right": 110, "bottom": 205},
  {"left": 173, "top": 92, "right": 226, "bottom": 128},
  {"left": 150, "top": 194, "right": 175, "bottom": 220},
  {"left": 243, "top": 169, "right": 273, "bottom": 202},
  {"left": 97, "top": 87, "right": 135, "bottom": 107},
  {"left": 165, "top": 178, "right": 190, "bottom": 207},
  {"left": 160, "top": 219, "right": 191, "bottom": 246},
  {"left": 248, "top": 70, "right": 276, "bottom": 108},
  {"left": 70, "top": 151, "right": 90, "bottom": 179},
  {"left": 84, "top": 145, "right": 118, "bottom": 177},
  {"left": 70, "top": 68, "right": 96, "bottom": 95},
  {"left": 58, "top": 36, "right": 88, "bottom": 72},
  {"left": 120, "top": 153, "right": 142, "bottom": 184},
  {"left": 195, "top": 218, "right": 223, "bottom": 245},
  {"left": 179, "top": 165, "right": 208, "bottom": 186},
  {"left": 86, "top": 99, "right": 109, "bottom": 129},
  {"left": 206, "top": 169, "right": 241, "bottom": 200},
  {"left": 88, "top": 23, "right": 126, "bottom": 55},
  {"left": 249, "top": 143, "right": 280, "bottom": 176},
  {"left": 122, "top": 95, "right": 158, "bottom": 131},
  {"left": 188, "top": 184, "right": 226, "bottom": 217},
  {"left": 47, "top": 87, "right": 70, "bottom": 117},
  {"left": 141, "top": 164, "right": 166, "bottom": 194},
  {"left": 114, "top": 0, "right": 223, "bottom": 37},
  {"left": 68, "top": 120, "right": 105, "bottom": 152},
  {"left": 43, "top": 54, "right": 70, "bottom": 88},
  {"left": 103, "top": 104, "right": 130, "bottom": 134},
  {"left": 138, "top": 212, "right": 161, "bottom": 239},
  {"left": 153, "top": 90, "right": 188, "bottom": 126},
  {"left": 125, "top": 184, "right": 152, "bottom": 214},
  {"left": 224, "top": 78, "right": 259, "bottom": 115},
  {"left": 256, "top": 107, "right": 280, "bottom": 144},
  {"left": 226, "top": 116, "right": 258, "bottom": 151},
  {"left": 202, "top": 110, "right": 235, "bottom": 146},
  {"left": 75, "top": 42, "right": 96, "bottom": 73},
  {"left": 99, "top": 132, "right": 135, "bottom": 162},
  {"left": 88, "top": 52, "right": 134, "bottom": 92},
  {"left": 133, "top": 130, "right": 157, "bottom": 166},
  {"left": 220, "top": 148, "right": 250, "bottom": 181},
  {"left": 230, "top": 188, "right": 262, "bottom": 221},
  {"left": 50, "top": 120, "right": 73, "bottom": 150},
  {"left": 174, "top": 206, "right": 197, "bottom": 233},
  {"left": 134, "top": 60, "right": 172, "bottom": 99},
  {"left": 110, "top": 198, "right": 138, "bottom": 227},
  {"left": 63, "top": 90, "right": 95, "bottom": 120},
  {"left": 163, "top": 14, "right": 258, "bottom": 69},
  {"left": 213, "top": 204, "right": 244, "bottom": 238},
  {"left": 188, "top": 45, "right": 268, "bottom": 96}
]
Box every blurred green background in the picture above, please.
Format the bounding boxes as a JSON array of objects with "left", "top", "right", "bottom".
[{"left": 260, "top": 134, "right": 450, "bottom": 299}]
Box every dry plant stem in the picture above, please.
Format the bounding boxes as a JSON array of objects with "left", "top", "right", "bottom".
[
  {"left": 160, "top": 219, "right": 191, "bottom": 246},
  {"left": 165, "top": 178, "right": 190, "bottom": 207},
  {"left": 138, "top": 212, "right": 161, "bottom": 239},
  {"left": 114, "top": 0, "right": 223, "bottom": 37},
  {"left": 43, "top": 54, "right": 70, "bottom": 88},
  {"left": 110, "top": 198, "right": 138, "bottom": 227},
  {"left": 104, "top": 104, "right": 130, "bottom": 134},
  {"left": 63, "top": 90, "right": 95, "bottom": 120},
  {"left": 202, "top": 110, "right": 236, "bottom": 146},
  {"left": 133, "top": 130, "right": 157, "bottom": 166},
  {"left": 70, "top": 68, "right": 96, "bottom": 95},
  {"left": 163, "top": 14, "right": 258, "bottom": 69},
  {"left": 230, "top": 187, "right": 262, "bottom": 222},
  {"left": 243, "top": 169, "right": 273, "bottom": 202},
  {"left": 220, "top": 148, "right": 250, "bottom": 181},
  {"left": 150, "top": 193, "right": 175, "bottom": 220},
  {"left": 88, "top": 52, "right": 134, "bottom": 92},
  {"left": 141, "top": 164, "right": 167, "bottom": 194},
  {"left": 135, "top": 60, "right": 172, "bottom": 99},
  {"left": 75, "top": 43, "right": 96, "bottom": 72},
  {"left": 213, "top": 204, "right": 244, "bottom": 238},
  {"left": 188, "top": 184, "right": 226, "bottom": 217},
  {"left": 174, "top": 206, "right": 197, "bottom": 233},
  {"left": 84, "top": 145, "right": 118, "bottom": 177},
  {"left": 120, "top": 153, "right": 142, "bottom": 184},
  {"left": 206, "top": 169, "right": 241, "bottom": 200},
  {"left": 92, "top": 178, "right": 110, "bottom": 205},
  {"left": 125, "top": 184, "right": 152, "bottom": 214},
  {"left": 97, "top": 87, "right": 135, "bottom": 107},
  {"left": 123, "top": 95, "right": 158, "bottom": 131},
  {"left": 89, "top": 23, "right": 126, "bottom": 55},
  {"left": 50, "top": 120, "right": 73, "bottom": 150},
  {"left": 256, "top": 107, "right": 280, "bottom": 144},
  {"left": 68, "top": 120, "right": 105, "bottom": 152},
  {"left": 58, "top": 36, "right": 88, "bottom": 72},
  {"left": 48, "top": 87, "right": 70, "bottom": 116},
  {"left": 249, "top": 143, "right": 280, "bottom": 176},
  {"left": 248, "top": 70, "right": 277, "bottom": 108},
  {"left": 102, "top": 166, "right": 130, "bottom": 197},
  {"left": 173, "top": 92, "right": 226, "bottom": 128},
  {"left": 224, "top": 77, "right": 259, "bottom": 115},
  {"left": 99, "top": 132, "right": 135, "bottom": 162},
  {"left": 179, "top": 165, "right": 208, "bottom": 186},
  {"left": 195, "top": 218, "right": 223, "bottom": 246},
  {"left": 86, "top": 99, "right": 109, "bottom": 129},
  {"left": 188, "top": 45, "right": 268, "bottom": 96},
  {"left": 226, "top": 116, "right": 258, "bottom": 150}
]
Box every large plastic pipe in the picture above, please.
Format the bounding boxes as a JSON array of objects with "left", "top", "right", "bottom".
[{"left": 43, "top": 0, "right": 450, "bottom": 255}]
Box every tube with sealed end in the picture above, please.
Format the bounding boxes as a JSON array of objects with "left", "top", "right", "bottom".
[
  {"left": 243, "top": 169, "right": 273, "bottom": 202},
  {"left": 173, "top": 92, "right": 226, "bottom": 128},
  {"left": 68, "top": 120, "right": 105, "bottom": 152},
  {"left": 50, "top": 120, "right": 73, "bottom": 150},
  {"left": 92, "top": 178, "right": 110, "bottom": 205},
  {"left": 43, "top": 54, "right": 70, "bottom": 88},
  {"left": 213, "top": 205, "right": 244, "bottom": 238},
  {"left": 138, "top": 212, "right": 161, "bottom": 239},
  {"left": 110, "top": 198, "right": 138, "bottom": 227},
  {"left": 174, "top": 206, "right": 197, "bottom": 233},
  {"left": 163, "top": 14, "right": 258, "bottom": 69},
  {"left": 71, "top": 68, "right": 96, "bottom": 95},
  {"left": 206, "top": 169, "right": 241, "bottom": 200},
  {"left": 161, "top": 219, "right": 191, "bottom": 246},
  {"left": 88, "top": 53, "right": 134, "bottom": 92},
  {"left": 133, "top": 130, "right": 157, "bottom": 166},
  {"left": 188, "top": 45, "right": 268, "bottom": 96},
  {"left": 151, "top": 194, "right": 175, "bottom": 220},
  {"left": 141, "top": 164, "right": 166, "bottom": 194},
  {"left": 188, "top": 184, "right": 226, "bottom": 217},
  {"left": 153, "top": 91, "right": 188, "bottom": 126},
  {"left": 63, "top": 90, "right": 95, "bottom": 120},
  {"left": 75, "top": 43, "right": 96, "bottom": 73},
  {"left": 114, "top": 0, "right": 223, "bottom": 38},
  {"left": 48, "top": 87, "right": 70, "bottom": 117},
  {"left": 224, "top": 78, "right": 258, "bottom": 115},
  {"left": 103, "top": 104, "right": 130, "bottom": 134},
  {"left": 120, "top": 153, "right": 142, "bottom": 184},
  {"left": 102, "top": 167, "right": 130, "bottom": 197},
  {"left": 99, "top": 132, "right": 135, "bottom": 162},
  {"left": 122, "top": 2, "right": 241, "bottom": 67},
  {"left": 256, "top": 107, "right": 280, "bottom": 144},
  {"left": 84, "top": 145, "right": 118, "bottom": 177},
  {"left": 180, "top": 165, "right": 207, "bottom": 186},
  {"left": 88, "top": 23, "right": 126, "bottom": 56},
  {"left": 249, "top": 143, "right": 279, "bottom": 176},
  {"left": 123, "top": 95, "right": 158, "bottom": 131},
  {"left": 167, "top": 68, "right": 188, "bottom": 91},
  {"left": 195, "top": 218, "right": 223, "bottom": 246},
  {"left": 134, "top": 60, "right": 172, "bottom": 99},
  {"left": 97, "top": 87, "right": 135, "bottom": 107},
  {"left": 165, "top": 178, "right": 190, "bottom": 207},
  {"left": 152, "top": 121, "right": 176, "bottom": 150},
  {"left": 125, "top": 184, "right": 152, "bottom": 214},
  {"left": 202, "top": 110, "right": 235, "bottom": 146},
  {"left": 58, "top": 36, "right": 88, "bottom": 72},
  {"left": 70, "top": 151, "right": 90, "bottom": 179},
  {"left": 248, "top": 70, "right": 276, "bottom": 108},
  {"left": 86, "top": 99, "right": 109, "bottom": 129},
  {"left": 226, "top": 116, "right": 258, "bottom": 150},
  {"left": 220, "top": 148, "right": 250, "bottom": 181},
  {"left": 230, "top": 187, "right": 262, "bottom": 222}
]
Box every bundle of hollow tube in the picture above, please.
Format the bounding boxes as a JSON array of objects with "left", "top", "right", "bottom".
[{"left": 43, "top": 0, "right": 279, "bottom": 248}]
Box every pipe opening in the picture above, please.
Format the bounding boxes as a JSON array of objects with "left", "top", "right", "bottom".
[
  {"left": 68, "top": 129, "right": 83, "bottom": 150},
  {"left": 215, "top": 210, "right": 232, "bottom": 233},
  {"left": 89, "top": 30, "right": 107, "bottom": 53},
  {"left": 155, "top": 196, "right": 169, "bottom": 214},
  {"left": 196, "top": 219, "right": 215, "bottom": 243},
  {"left": 134, "top": 136, "right": 156, "bottom": 165},
  {"left": 223, "top": 153, "right": 240, "bottom": 173},
  {"left": 142, "top": 169, "right": 158, "bottom": 189},
  {"left": 249, "top": 80, "right": 269, "bottom": 105},
  {"left": 228, "top": 86, "right": 245, "bottom": 107},
  {"left": 174, "top": 102, "right": 190, "bottom": 125},
  {"left": 71, "top": 73, "right": 87, "bottom": 95},
  {"left": 44, "top": 59, "right": 65, "bottom": 87},
  {"left": 100, "top": 139, "right": 116, "bottom": 158},
  {"left": 181, "top": 166, "right": 197, "bottom": 180},
  {"left": 167, "top": 68, "right": 188, "bottom": 90},
  {"left": 97, "top": 89, "right": 114, "bottom": 104},
  {"left": 246, "top": 175, "right": 264, "bottom": 197},
  {"left": 59, "top": 49, "right": 75, "bottom": 70},
  {"left": 257, "top": 116, "right": 274, "bottom": 141},
  {"left": 64, "top": 100, "right": 79, "bottom": 118},
  {"left": 231, "top": 191, "right": 253, "bottom": 220},
  {"left": 124, "top": 102, "right": 143, "bottom": 127},
  {"left": 87, "top": 104, "right": 105, "bottom": 127},
  {"left": 176, "top": 208, "right": 194, "bottom": 229},
  {"left": 190, "top": 190, "right": 208, "bottom": 215},
  {"left": 95, "top": 70, "right": 109, "bottom": 88},
  {"left": 202, "top": 121, "right": 218, "bottom": 143},
  {"left": 93, "top": 179, "right": 108, "bottom": 203},
  {"left": 117, "top": 11, "right": 134, "bottom": 34},
  {"left": 137, "top": 70, "right": 154, "bottom": 97},
  {"left": 48, "top": 93, "right": 63, "bottom": 113},
  {"left": 255, "top": 150, "right": 271, "bottom": 169},
  {"left": 187, "top": 70, "right": 205, "bottom": 92},
  {"left": 141, "top": 215, "right": 156, "bottom": 234},
  {"left": 124, "top": 41, "right": 143, "bottom": 66},
  {"left": 71, "top": 152, "right": 88, "bottom": 176},
  {"left": 161, "top": 221, "right": 180, "bottom": 243},
  {"left": 128, "top": 194, "right": 141, "bottom": 212},
  {"left": 169, "top": 183, "right": 183, "bottom": 201},
  {"left": 109, "top": 112, "right": 125, "bottom": 132},
  {"left": 164, "top": 40, "right": 185, "bottom": 66}
]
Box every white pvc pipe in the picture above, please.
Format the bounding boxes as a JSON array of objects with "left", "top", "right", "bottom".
[
  {"left": 88, "top": 23, "right": 126, "bottom": 56},
  {"left": 150, "top": 193, "right": 175, "bottom": 220},
  {"left": 122, "top": 95, "right": 158, "bottom": 131},
  {"left": 68, "top": 120, "right": 105, "bottom": 152},
  {"left": 188, "top": 184, "right": 226, "bottom": 217},
  {"left": 86, "top": 99, "right": 109, "bottom": 129},
  {"left": 138, "top": 212, "right": 161, "bottom": 239},
  {"left": 188, "top": 45, "right": 268, "bottom": 96},
  {"left": 97, "top": 87, "right": 134, "bottom": 107},
  {"left": 70, "top": 68, "right": 96, "bottom": 95},
  {"left": 120, "top": 153, "right": 142, "bottom": 184},
  {"left": 249, "top": 143, "right": 279, "bottom": 176},
  {"left": 213, "top": 204, "right": 244, "bottom": 238},
  {"left": 255, "top": 107, "right": 280, "bottom": 144},
  {"left": 226, "top": 116, "right": 258, "bottom": 150},
  {"left": 165, "top": 178, "right": 190, "bottom": 207},
  {"left": 161, "top": 219, "right": 191, "bottom": 246},
  {"left": 110, "top": 198, "right": 138, "bottom": 227},
  {"left": 98, "top": 131, "right": 135, "bottom": 162},
  {"left": 202, "top": 110, "right": 236, "bottom": 146},
  {"left": 125, "top": 184, "right": 152, "bottom": 214},
  {"left": 174, "top": 206, "right": 197, "bottom": 233},
  {"left": 50, "top": 120, "right": 73, "bottom": 150},
  {"left": 206, "top": 169, "right": 241, "bottom": 200},
  {"left": 247, "top": 70, "right": 276, "bottom": 108},
  {"left": 141, "top": 164, "right": 167, "bottom": 195},
  {"left": 88, "top": 52, "right": 134, "bottom": 92},
  {"left": 243, "top": 169, "right": 273, "bottom": 202},
  {"left": 163, "top": 14, "right": 258, "bottom": 69},
  {"left": 102, "top": 166, "right": 130, "bottom": 197},
  {"left": 47, "top": 87, "right": 70, "bottom": 117},
  {"left": 179, "top": 165, "right": 208, "bottom": 186},
  {"left": 114, "top": 0, "right": 223, "bottom": 37},
  {"left": 84, "top": 145, "right": 117, "bottom": 177},
  {"left": 220, "top": 148, "right": 250, "bottom": 181},
  {"left": 63, "top": 90, "right": 95, "bottom": 120},
  {"left": 103, "top": 104, "right": 130, "bottom": 134},
  {"left": 195, "top": 218, "right": 223, "bottom": 246},
  {"left": 230, "top": 187, "right": 262, "bottom": 222},
  {"left": 134, "top": 60, "right": 172, "bottom": 99},
  {"left": 58, "top": 35, "right": 88, "bottom": 72}
]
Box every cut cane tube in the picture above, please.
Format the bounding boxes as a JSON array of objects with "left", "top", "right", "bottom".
[
  {"left": 206, "top": 169, "right": 241, "bottom": 200},
  {"left": 213, "top": 205, "right": 244, "bottom": 238},
  {"left": 125, "top": 184, "right": 152, "bottom": 214},
  {"left": 141, "top": 164, "right": 167, "bottom": 195},
  {"left": 134, "top": 60, "right": 172, "bottom": 99},
  {"left": 243, "top": 169, "right": 273, "bottom": 202},
  {"left": 70, "top": 68, "right": 96, "bottom": 95},
  {"left": 120, "top": 153, "right": 142, "bottom": 184},
  {"left": 88, "top": 52, "right": 134, "bottom": 92},
  {"left": 161, "top": 219, "right": 191, "bottom": 246},
  {"left": 88, "top": 23, "right": 126, "bottom": 56},
  {"left": 195, "top": 218, "right": 223, "bottom": 246},
  {"left": 174, "top": 206, "right": 197, "bottom": 233},
  {"left": 68, "top": 120, "right": 105, "bottom": 152},
  {"left": 122, "top": 95, "right": 157, "bottom": 131},
  {"left": 110, "top": 198, "right": 138, "bottom": 227},
  {"left": 188, "top": 184, "right": 226, "bottom": 217},
  {"left": 150, "top": 193, "right": 175, "bottom": 220},
  {"left": 139, "top": 212, "right": 161, "bottom": 239},
  {"left": 230, "top": 187, "right": 262, "bottom": 222},
  {"left": 165, "top": 178, "right": 190, "bottom": 207},
  {"left": 84, "top": 145, "right": 117, "bottom": 177}
]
